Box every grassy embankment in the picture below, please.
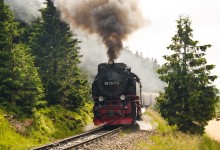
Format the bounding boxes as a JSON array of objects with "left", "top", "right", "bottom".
[
  {"left": 136, "top": 108, "right": 220, "bottom": 150},
  {"left": 216, "top": 102, "right": 220, "bottom": 119},
  {"left": 0, "top": 103, "right": 93, "bottom": 150}
]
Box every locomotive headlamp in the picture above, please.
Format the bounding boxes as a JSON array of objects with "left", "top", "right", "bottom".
[
  {"left": 99, "top": 96, "right": 104, "bottom": 101},
  {"left": 120, "top": 95, "right": 126, "bottom": 101},
  {"left": 108, "top": 59, "right": 114, "bottom": 65}
]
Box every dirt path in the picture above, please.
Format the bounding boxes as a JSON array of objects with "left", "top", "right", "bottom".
[{"left": 205, "top": 119, "right": 220, "bottom": 142}]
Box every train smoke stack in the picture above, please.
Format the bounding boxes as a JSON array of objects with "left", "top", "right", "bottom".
[{"left": 53, "top": 0, "right": 146, "bottom": 59}]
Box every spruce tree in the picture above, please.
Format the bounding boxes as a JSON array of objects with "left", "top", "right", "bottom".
[
  {"left": 157, "top": 16, "right": 219, "bottom": 134},
  {"left": 12, "top": 44, "right": 44, "bottom": 113},
  {"left": 0, "top": 0, "right": 17, "bottom": 103},
  {"left": 30, "top": 0, "right": 90, "bottom": 108},
  {"left": 0, "top": 0, "right": 44, "bottom": 114}
]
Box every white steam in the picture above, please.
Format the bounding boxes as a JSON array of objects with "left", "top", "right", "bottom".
[
  {"left": 119, "top": 49, "right": 165, "bottom": 92},
  {"left": 78, "top": 33, "right": 165, "bottom": 92},
  {"left": 5, "top": 0, "right": 45, "bottom": 24},
  {"left": 78, "top": 33, "right": 108, "bottom": 81},
  {"left": 136, "top": 114, "right": 158, "bottom": 131}
]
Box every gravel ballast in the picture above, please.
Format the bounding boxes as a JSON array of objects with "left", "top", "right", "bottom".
[{"left": 82, "top": 125, "right": 156, "bottom": 150}]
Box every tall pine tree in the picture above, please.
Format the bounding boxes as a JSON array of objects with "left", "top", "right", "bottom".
[
  {"left": 30, "top": 0, "right": 90, "bottom": 108},
  {"left": 0, "top": 0, "right": 44, "bottom": 114},
  {"left": 0, "top": 0, "right": 17, "bottom": 104},
  {"left": 12, "top": 44, "right": 44, "bottom": 113},
  {"left": 157, "top": 16, "right": 219, "bottom": 134}
]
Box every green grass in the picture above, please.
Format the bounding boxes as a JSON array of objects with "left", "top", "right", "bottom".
[
  {"left": 216, "top": 103, "right": 220, "bottom": 118},
  {"left": 0, "top": 103, "right": 93, "bottom": 150},
  {"left": 199, "top": 135, "right": 220, "bottom": 150},
  {"left": 136, "top": 109, "right": 220, "bottom": 150},
  {"left": 0, "top": 110, "right": 35, "bottom": 150}
]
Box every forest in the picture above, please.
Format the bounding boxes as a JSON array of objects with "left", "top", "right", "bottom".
[
  {"left": 1, "top": 0, "right": 219, "bottom": 149},
  {"left": 0, "top": 1, "right": 161, "bottom": 149}
]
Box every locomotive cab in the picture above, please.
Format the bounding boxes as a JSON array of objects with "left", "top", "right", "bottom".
[{"left": 92, "top": 61, "right": 142, "bottom": 125}]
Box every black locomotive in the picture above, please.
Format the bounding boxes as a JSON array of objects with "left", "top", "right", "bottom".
[{"left": 92, "top": 60, "right": 142, "bottom": 125}]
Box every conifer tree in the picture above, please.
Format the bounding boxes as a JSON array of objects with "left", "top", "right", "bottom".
[
  {"left": 12, "top": 44, "right": 44, "bottom": 112},
  {"left": 0, "top": 0, "right": 44, "bottom": 113},
  {"left": 0, "top": 0, "right": 17, "bottom": 103},
  {"left": 30, "top": 0, "right": 90, "bottom": 108},
  {"left": 157, "top": 16, "right": 219, "bottom": 134}
]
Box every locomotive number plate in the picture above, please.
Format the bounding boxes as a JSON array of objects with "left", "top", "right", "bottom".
[{"left": 104, "top": 81, "right": 120, "bottom": 86}]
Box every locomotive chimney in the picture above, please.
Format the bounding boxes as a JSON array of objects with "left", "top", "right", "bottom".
[{"left": 108, "top": 59, "right": 114, "bottom": 65}]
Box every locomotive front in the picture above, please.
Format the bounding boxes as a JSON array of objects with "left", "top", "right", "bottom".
[{"left": 92, "top": 60, "right": 142, "bottom": 125}]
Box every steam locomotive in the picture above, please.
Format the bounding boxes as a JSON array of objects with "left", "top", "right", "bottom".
[{"left": 92, "top": 60, "right": 142, "bottom": 125}]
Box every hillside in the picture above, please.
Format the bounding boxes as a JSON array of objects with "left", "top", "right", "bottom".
[{"left": 0, "top": 104, "right": 93, "bottom": 150}]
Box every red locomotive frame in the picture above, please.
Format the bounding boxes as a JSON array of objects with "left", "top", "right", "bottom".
[{"left": 93, "top": 95, "right": 142, "bottom": 125}]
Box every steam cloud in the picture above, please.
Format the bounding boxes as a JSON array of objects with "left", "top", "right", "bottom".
[
  {"left": 78, "top": 34, "right": 165, "bottom": 93},
  {"left": 53, "top": 0, "right": 146, "bottom": 59},
  {"left": 5, "top": 0, "right": 45, "bottom": 24}
]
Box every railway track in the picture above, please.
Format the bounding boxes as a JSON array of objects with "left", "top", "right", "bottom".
[{"left": 31, "top": 125, "right": 123, "bottom": 150}]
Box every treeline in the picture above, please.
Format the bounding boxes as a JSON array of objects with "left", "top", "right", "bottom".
[{"left": 0, "top": 0, "right": 90, "bottom": 115}]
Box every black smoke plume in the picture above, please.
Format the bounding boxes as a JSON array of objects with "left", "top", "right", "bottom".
[{"left": 53, "top": 0, "right": 146, "bottom": 59}]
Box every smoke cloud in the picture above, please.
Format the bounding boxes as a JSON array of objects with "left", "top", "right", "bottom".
[
  {"left": 5, "top": 0, "right": 45, "bottom": 24},
  {"left": 53, "top": 0, "right": 146, "bottom": 59}
]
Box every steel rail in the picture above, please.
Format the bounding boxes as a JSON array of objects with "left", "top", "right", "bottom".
[
  {"left": 30, "top": 126, "right": 105, "bottom": 150},
  {"left": 62, "top": 126, "right": 122, "bottom": 150}
]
